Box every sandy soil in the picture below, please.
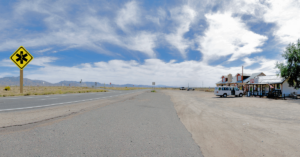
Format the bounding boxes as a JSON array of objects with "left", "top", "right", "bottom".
[
  {"left": 162, "top": 90, "right": 300, "bottom": 157},
  {"left": 0, "top": 91, "right": 144, "bottom": 128}
]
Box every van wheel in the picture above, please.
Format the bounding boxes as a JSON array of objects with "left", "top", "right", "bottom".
[
  {"left": 223, "top": 93, "right": 227, "bottom": 98},
  {"left": 220, "top": 96, "right": 222, "bottom": 97},
  {"left": 239, "top": 93, "right": 243, "bottom": 97}
]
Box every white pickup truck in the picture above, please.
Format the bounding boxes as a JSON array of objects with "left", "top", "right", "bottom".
[{"left": 214, "top": 86, "right": 243, "bottom": 97}]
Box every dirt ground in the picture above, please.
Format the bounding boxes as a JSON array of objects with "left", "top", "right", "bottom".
[{"left": 162, "top": 90, "right": 300, "bottom": 157}]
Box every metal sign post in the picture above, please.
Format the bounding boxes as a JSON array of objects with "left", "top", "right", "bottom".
[
  {"left": 10, "top": 46, "right": 34, "bottom": 93},
  {"left": 20, "top": 70, "right": 23, "bottom": 93},
  {"left": 152, "top": 82, "right": 155, "bottom": 90}
]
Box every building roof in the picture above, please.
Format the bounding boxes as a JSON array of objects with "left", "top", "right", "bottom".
[
  {"left": 243, "top": 72, "right": 265, "bottom": 83},
  {"left": 216, "top": 72, "right": 265, "bottom": 85},
  {"left": 248, "top": 75, "right": 286, "bottom": 84},
  {"left": 234, "top": 73, "right": 251, "bottom": 77},
  {"left": 228, "top": 72, "right": 264, "bottom": 84},
  {"left": 216, "top": 80, "right": 227, "bottom": 84}
]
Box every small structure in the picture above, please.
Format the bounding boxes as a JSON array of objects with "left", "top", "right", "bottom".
[
  {"left": 216, "top": 75, "right": 228, "bottom": 86},
  {"left": 230, "top": 73, "right": 251, "bottom": 88},
  {"left": 216, "top": 72, "right": 265, "bottom": 90},
  {"left": 247, "top": 75, "right": 300, "bottom": 97}
]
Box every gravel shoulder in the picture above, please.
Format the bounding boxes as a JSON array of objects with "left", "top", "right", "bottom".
[{"left": 162, "top": 90, "right": 300, "bottom": 157}]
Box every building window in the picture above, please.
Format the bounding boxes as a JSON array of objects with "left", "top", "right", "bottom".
[
  {"left": 277, "top": 84, "right": 281, "bottom": 90},
  {"left": 238, "top": 76, "right": 241, "bottom": 81}
]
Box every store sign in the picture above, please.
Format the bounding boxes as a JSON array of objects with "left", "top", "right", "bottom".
[{"left": 250, "top": 79, "right": 254, "bottom": 83}]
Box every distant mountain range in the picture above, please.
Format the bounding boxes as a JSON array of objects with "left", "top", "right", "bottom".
[{"left": 0, "top": 77, "right": 174, "bottom": 88}]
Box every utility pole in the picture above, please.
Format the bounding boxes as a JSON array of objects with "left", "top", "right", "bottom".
[{"left": 242, "top": 66, "right": 244, "bottom": 91}]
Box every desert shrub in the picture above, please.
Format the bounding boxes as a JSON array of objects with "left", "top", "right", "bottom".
[
  {"left": 4, "top": 86, "right": 10, "bottom": 91},
  {"left": 24, "top": 93, "right": 31, "bottom": 96},
  {"left": 151, "top": 90, "right": 156, "bottom": 92}
]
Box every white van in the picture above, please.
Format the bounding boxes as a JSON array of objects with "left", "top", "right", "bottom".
[{"left": 214, "top": 86, "right": 243, "bottom": 97}]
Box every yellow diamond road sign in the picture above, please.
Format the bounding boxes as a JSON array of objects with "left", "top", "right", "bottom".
[{"left": 10, "top": 46, "right": 34, "bottom": 70}]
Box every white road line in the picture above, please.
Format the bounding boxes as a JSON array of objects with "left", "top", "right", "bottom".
[{"left": 0, "top": 94, "right": 121, "bottom": 112}]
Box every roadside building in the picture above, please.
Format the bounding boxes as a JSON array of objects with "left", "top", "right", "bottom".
[
  {"left": 247, "top": 75, "right": 300, "bottom": 96},
  {"left": 229, "top": 73, "right": 251, "bottom": 88},
  {"left": 216, "top": 72, "right": 266, "bottom": 89},
  {"left": 216, "top": 75, "right": 229, "bottom": 86}
]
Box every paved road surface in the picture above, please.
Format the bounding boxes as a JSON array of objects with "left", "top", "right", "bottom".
[
  {"left": 0, "top": 90, "right": 145, "bottom": 112},
  {"left": 0, "top": 91, "right": 203, "bottom": 156}
]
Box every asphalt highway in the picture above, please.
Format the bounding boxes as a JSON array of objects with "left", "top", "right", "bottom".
[
  {"left": 0, "top": 90, "right": 203, "bottom": 156},
  {"left": 0, "top": 90, "right": 145, "bottom": 112}
]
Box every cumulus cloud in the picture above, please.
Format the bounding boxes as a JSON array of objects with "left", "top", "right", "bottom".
[
  {"left": 0, "top": 59, "right": 15, "bottom": 67},
  {"left": 0, "top": 0, "right": 297, "bottom": 86},
  {"left": 30, "top": 57, "right": 58, "bottom": 66},
  {"left": 165, "top": 5, "right": 196, "bottom": 58},
  {"left": 0, "top": 0, "right": 158, "bottom": 58},
  {"left": 0, "top": 57, "right": 275, "bottom": 86},
  {"left": 116, "top": 1, "right": 141, "bottom": 32},
  {"left": 263, "top": 0, "right": 300, "bottom": 44},
  {"left": 198, "top": 12, "right": 267, "bottom": 62}
]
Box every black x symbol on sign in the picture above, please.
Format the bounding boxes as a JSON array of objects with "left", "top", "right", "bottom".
[{"left": 16, "top": 51, "right": 28, "bottom": 64}]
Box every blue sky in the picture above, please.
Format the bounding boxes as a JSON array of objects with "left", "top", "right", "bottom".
[{"left": 0, "top": 0, "right": 300, "bottom": 86}]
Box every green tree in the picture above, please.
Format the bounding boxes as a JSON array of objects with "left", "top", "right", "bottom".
[{"left": 276, "top": 39, "right": 300, "bottom": 89}]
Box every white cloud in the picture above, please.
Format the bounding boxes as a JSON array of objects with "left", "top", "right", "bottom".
[
  {"left": 0, "top": 0, "right": 161, "bottom": 58},
  {"left": 0, "top": 59, "right": 15, "bottom": 67},
  {"left": 263, "top": 0, "right": 300, "bottom": 44},
  {"left": 221, "top": 0, "right": 300, "bottom": 45},
  {"left": 36, "top": 48, "right": 52, "bottom": 53},
  {"left": 116, "top": 1, "right": 140, "bottom": 32},
  {"left": 30, "top": 57, "right": 58, "bottom": 66},
  {"left": 198, "top": 12, "right": 267, "bottom": 62},
  {"left": 0, "top": 57, "right": 274, "bottom": 87},
  {"left": 165, "top": 5, "right": 196, "bottom": 58},
  {"left": 123, "top": 32, "right": 157, "bottom": 57}
]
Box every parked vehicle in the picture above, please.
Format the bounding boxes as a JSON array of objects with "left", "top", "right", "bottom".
[
  {"left": 180, "top": 87, "right": 186, "bottom": 90},
  {"left": 214, "top": 86, "right": 243, "bottom": 97},
  {"left": 187, "top": 88, "right": 195, "bottom": 91}
]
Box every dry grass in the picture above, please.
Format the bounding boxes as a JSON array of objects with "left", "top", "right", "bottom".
[
  {"left": 103, "top": 87, "right": 149, "bottom": 90},
  {"left": 0, "top": 86, "right": 107, "bottom": 97},
  {"left": 194, "top": 88, "right": 214, "bottom": 92},
  {"left": 159, "top": 87, "right": 214, "bottom": 92}
]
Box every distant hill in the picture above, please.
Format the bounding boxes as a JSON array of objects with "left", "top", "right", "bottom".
[{"left": 0, "top": 77, "right": 175, "bottom": 88}]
